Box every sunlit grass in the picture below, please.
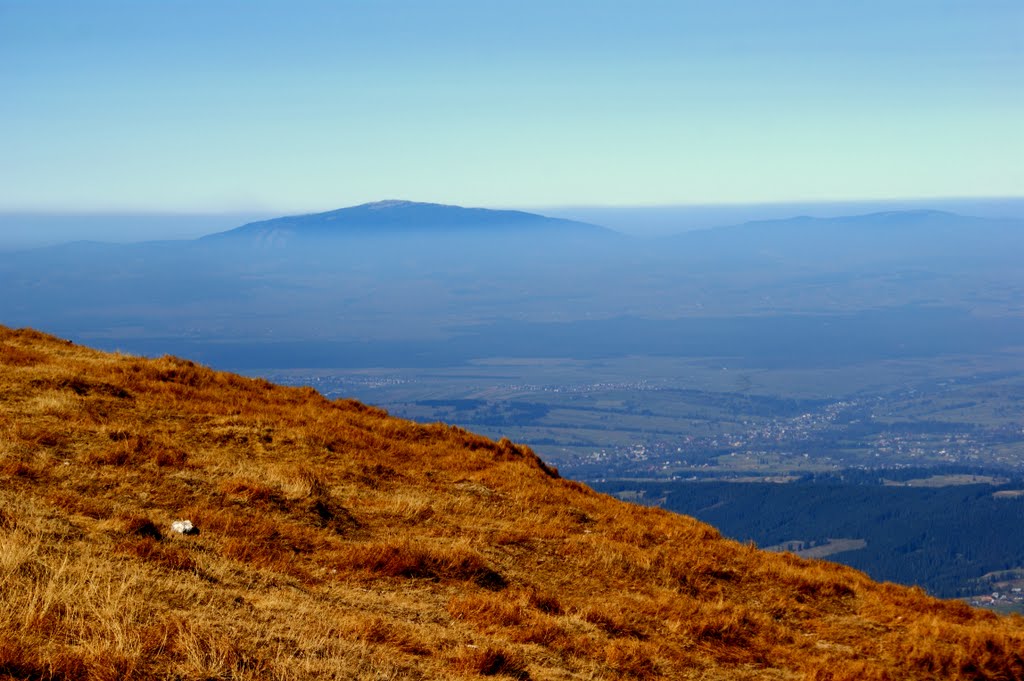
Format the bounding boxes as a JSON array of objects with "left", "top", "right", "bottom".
[{"left": 0, "top": 324, "right": 1022, "bottom": 679}]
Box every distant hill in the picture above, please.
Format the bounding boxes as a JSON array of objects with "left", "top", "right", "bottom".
[
  {"left": 1, "top": 325, "right": 1023, "bottom": 680},
  {"left": 202, "top": 200, "right": 613, "bottom": 246},
  {"left": 665, "top": 209, "right": 1024, "bottom": 267}
]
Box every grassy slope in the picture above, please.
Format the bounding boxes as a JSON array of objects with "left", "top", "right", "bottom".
[{"left": 0, "top": 326, "right": 1022, "bottom": 681}]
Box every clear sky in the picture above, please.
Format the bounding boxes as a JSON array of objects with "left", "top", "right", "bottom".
[{"left": 1, "top": 0, "right": 1021, "bottom": 213}]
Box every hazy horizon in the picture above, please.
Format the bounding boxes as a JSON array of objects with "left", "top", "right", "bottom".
[{"left": 2, "top": 196, "right": 1023, "bottom": 250}]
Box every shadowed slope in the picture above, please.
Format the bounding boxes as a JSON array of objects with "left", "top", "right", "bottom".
[{"left": 0, "top": 326, "right": 1022, "bottom": 680}]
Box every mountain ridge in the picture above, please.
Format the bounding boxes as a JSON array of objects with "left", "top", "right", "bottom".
[
  {"left": 657, "top": 209, "right": 1024, "bottom": 268},
  {"left": 670, "top": 208, "right": 1021, "bottom": 239},
  {"left": 202, "top": 200, "right": 614, "bottom": 246},
  {"left": 1, "top": 325, "right": 1022, "bottom": 679}
]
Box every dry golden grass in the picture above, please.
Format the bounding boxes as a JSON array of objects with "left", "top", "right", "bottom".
[{"left": 1, "top": 324, "right": 1023, "bottom": 680}]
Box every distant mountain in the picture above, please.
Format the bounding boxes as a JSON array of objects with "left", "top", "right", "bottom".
[
  {"left": 1, "top": 204, "right": 1021, "bottom": 375},
  {"left": 663, "top": 209, "right": 1024, "bottom": 267},
  {"left": 202, "top": 200, "right": 613, "bottom": 246},
  {"left": 690, "top": 209, "right": 1000, "bottom": 238}
]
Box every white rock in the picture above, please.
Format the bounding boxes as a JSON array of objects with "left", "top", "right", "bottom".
[{"left": 171, "top": 520, "right": 196, "bottom": 535}]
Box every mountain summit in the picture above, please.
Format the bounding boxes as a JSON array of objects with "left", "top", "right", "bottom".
[
  {"left": 2, "top": 325, "right": 1022, "bottom": 679},
  {"left": 203, "top": 200, "right": 610, "bottom": 246}
]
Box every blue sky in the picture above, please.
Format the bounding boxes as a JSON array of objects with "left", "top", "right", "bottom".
[{"left": 1, "top": 0, "right": 1021, "bottom": 213}]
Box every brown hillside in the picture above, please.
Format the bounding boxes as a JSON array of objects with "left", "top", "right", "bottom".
[{"left": 1, "top": 325, "right": 1022, "bottom": 680}]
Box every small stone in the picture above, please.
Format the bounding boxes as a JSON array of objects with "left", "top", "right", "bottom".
[{"left": 171, "top": 520, "right": 198, "bottom": 535}]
